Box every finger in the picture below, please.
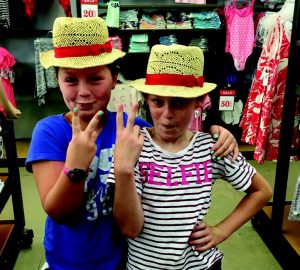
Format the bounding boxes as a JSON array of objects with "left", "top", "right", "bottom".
[
  {"left": 72, "top": 107, "right": 81, "bottom": 134},
  {"left": 116, "top": 104, "right": 125, "bottom": 133},
  {"left": 213, "top": 140, "right": 231, "bottom": 157},
  {"left": 133, "top": 125, "right": 141, "bottom": 137},
  {"left": 231, "top": 143, "right": 239, "bottom": 162},
  {"left": 211, "top": 134, "right": 223, "bottom": 152},
  {"left": 126, "top": 103, "right": 138, "bottom": 130},
  {"left": 193, "top": 222, "right": 206, "bottom": 232},
  {"left": 85, "top": 110, "right": 103, "bottom": 136}
]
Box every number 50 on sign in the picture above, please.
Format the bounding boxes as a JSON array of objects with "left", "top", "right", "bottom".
[{"left": 219, "top": 90, "right": 235, "bottom": 111}]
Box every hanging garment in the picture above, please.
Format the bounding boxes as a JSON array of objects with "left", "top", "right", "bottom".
[
  {"left": 58, "top": 0, "right": 72, "bottom": 17},
  {"left": 106, "top": 0, "right": 120, "bottom": 28},
  {"left": 188, "top": 94, "right": 211, "bottom": 132},
  {"left": 34, "top": 38, "right": 59, "bottom": 106},
  {"left": 0, "top": 0, "right": 10, "bottom": 28},
  {"left": 23, "top": 0, "right": 71, "bottom": 18},
  {"left": 23, "top": 0, "right": 35, "bottom": 18},
  {"left": 291, "top": 97, "right": 300, "bottom": 160},
  {"left": 224, "top": 0, "right": 255, "bottom": 71},
  {"left": 288, "top": 175, "right": 300, "bottom": 221},
  {"left": 239, "top": 5, "right": 294, "bottom": 164},
  {"left": 0, "top": 48, "right": 17, "bottom": 115},
  {"left": 221, "top": 99, "right": 243, "bottom": 125}
]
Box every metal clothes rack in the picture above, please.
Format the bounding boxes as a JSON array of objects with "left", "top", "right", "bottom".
[
  {"left": 251, "top": 0, "right": 300, "bottom": 269},
  {"left": 0, "top": 115, "right": 33, "bottom": 269}
]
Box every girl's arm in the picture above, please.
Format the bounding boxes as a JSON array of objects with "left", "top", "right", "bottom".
[
  {"left": 113, "top": 104, "right": 144, "bottom": 239},
  {"left": 210, "top": 125, "right": 239, "bottom": 161},
  {"left": 189, "top": 171, "right": 272, "bottom": 251},
  {"left": 32, "top": 109, "right": 102, "bottom": 222}
]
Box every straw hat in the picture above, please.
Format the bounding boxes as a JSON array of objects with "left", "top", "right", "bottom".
[
  {"left": 130, "top": 44, "right": 216, "bottom": 98},
  {"left": 39, "top": 17, "right": 125, "bottom": 69}
]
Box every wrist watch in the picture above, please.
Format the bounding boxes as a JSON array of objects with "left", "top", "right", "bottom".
[{"left": 63, "top": 166, "right": 88, "bottom": 183}]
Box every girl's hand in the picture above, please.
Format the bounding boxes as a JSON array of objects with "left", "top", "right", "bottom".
[
  {"left": 114, "top": 103, "right": 144, "bottom": 174},
  {"left": 189, "top": 222, "right": 225, "bottom": 252},
  {"left": 65, "top": 108, "right": 103, "bottom": 171},
  {"left": 210, "top": 125, "right": 239, "bottom": 162}
]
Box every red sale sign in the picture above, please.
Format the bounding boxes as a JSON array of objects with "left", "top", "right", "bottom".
[
  {"left": 81, "top": 0, "right": 98, "bottom": 4},
  {"left": 219, "top": 89, "right": 235, "bottom": 111},
  {"left": 81, "top": 0, "right": 98, "bottom": 17}
]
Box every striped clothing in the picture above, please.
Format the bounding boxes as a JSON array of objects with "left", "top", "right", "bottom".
[{"left": 109, "top": 128, "right": 255, "bottom": 270}]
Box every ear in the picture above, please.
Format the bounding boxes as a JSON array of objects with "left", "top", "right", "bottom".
[{"left": 111, "top": 74, "right": 118, "bottom": 89}]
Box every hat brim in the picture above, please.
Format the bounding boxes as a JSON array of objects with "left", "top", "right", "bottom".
[
  {"left": 39, "top": 48, "right": 126, "bottom": 69},
  {"left": 131, "top": 79, "right": 217, "bottom": 98}
]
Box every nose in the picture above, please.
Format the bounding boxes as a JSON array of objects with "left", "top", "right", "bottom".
[
  {"left": 163, "top": 104, "right": 174, "bottom": 118},
  {"left": 77, "top": 82, "right": 91, "bottom": 97}
]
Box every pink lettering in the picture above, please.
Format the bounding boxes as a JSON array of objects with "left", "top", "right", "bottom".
[
  {"left": 139, "top": 162, "right": 150, "bottom": 184},
  {"left": 148, "top": 163, "right": 163, "bottom": 186},
  {"left": 195, "top": 161, "right": 212, "bottom": 184},
  {"left": 165, "top": 165, "right": 178, "bottom": 186},
  {"left": 179, "top": 164, "right": 194, "bottom": 185},
  {"left": 139, "top": 161, "right": 212, "bottom": 186}
]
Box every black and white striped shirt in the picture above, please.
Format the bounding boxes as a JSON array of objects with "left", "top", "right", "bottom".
[{"left": 109, "top": 128, "right": 255, "bottom": 270}]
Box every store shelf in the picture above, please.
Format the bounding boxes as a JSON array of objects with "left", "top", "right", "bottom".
[
  {"left": 0, "top": 175, "right": 11, "bottom": 213},
  {"left": 0, "top": 222, "right": 14, "bottom": 255},
  {"left": 252, "top": 204, "right": 300, "bottom": 269}
]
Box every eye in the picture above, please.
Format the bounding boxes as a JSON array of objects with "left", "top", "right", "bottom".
[
  {"left": 89, "top": 76, "right": 103, "bottom": 82},
  {"left": 64, "top": 76, "right": 77, "bottom": 84},
  {"left": 151, "top": 98, "right": 164, "bottom": 107},
  {"left": 171, "top": 99, "right": 189, "bottom": 108}
]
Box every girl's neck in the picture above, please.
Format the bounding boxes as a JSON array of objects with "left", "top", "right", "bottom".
[{"left": 148, "top": 128, "right": 194, "bottom": 153}]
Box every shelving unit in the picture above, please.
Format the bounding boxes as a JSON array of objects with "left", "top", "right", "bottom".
[
  {"left": 251, "top": 0, "right": 300, "bottom": 269},
  {"left": 0, "top": 114, "right": 33, "bottom": 269}
]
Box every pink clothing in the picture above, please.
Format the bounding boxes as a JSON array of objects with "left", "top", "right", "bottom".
[
  {"left": 225, "top": 0, "right": 255, "bottom": 71},
  {"left": 188, "top": 94, "right": 211, "bottom": 132},
  {"left": 0, "top": 48, "right": 16, "bottom": 115},
  {"left": 240, "top": 17, "right": 290, "bottom": 164}
]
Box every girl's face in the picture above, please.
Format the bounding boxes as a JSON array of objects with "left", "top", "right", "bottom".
[
  {"left": 146, "top": 94, "right": 197, "bottom": 142},
  {"left": 58, "top": 66, "right": 117, "bottom": 122}
]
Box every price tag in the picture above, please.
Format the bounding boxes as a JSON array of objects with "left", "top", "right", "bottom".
[
  {"left": 219, "top": 89, "right": 235, "bottom": 111},
  {"left": 81, "top": 0, "right": 98, "bottom": 18}
]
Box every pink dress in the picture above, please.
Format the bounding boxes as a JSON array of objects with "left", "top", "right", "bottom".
[
  {"left": 240, "top": 17, "right": 291, "bottom": 164},
  {"left": 0, "top": 48, "right": 17, "bottom": 115},
  {"left": 188, "top": 95, "right": 211, "bottom": 132},
  {"left": 225, "top": 0, "right": 255, "bottom": 71}
]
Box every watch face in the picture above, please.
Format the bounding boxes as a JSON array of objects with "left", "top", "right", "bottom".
[{"left": 68, "top": 168, "right": 87, "bottom": 183}]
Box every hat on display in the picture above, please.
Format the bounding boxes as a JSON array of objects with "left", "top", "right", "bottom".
[
  {"left": 39, "top": 17, "right": 125, "bottom": 69},
  {"left": 130, "top": 44, "right": 216, "bottom": 98}
]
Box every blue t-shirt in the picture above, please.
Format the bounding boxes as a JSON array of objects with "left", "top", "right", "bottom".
[{"left": 26, "top": 111, "right": 150, "bottom": 270}]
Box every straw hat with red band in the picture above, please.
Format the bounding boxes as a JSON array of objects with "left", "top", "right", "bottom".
[
  {"left": 39, "top": 17, "right": 125, "bottom": 69},
  {"left": 130, "top": 44, "right": 217, "bottom": 98}
]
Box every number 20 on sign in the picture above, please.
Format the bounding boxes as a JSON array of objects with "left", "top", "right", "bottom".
[
  {"left": 81, "top": 0, "right": 98, "bottom": 17},
  {"left": 219, "top": 90, "right": 235, "bottom": 111}
]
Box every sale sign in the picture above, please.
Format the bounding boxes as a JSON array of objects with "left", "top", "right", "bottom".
[
  {"left": 81, "top": 0, "right": 98, "bottom": 17},
  {"left": 219, "top": 89, "right": 235, "bottom": 111}
]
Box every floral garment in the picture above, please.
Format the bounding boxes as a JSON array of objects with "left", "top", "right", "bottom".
[{"left": 240, "top": 17, "right": 291, "bottom": 164}]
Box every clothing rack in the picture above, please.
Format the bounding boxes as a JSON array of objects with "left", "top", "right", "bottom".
[
  {"left": 0, "top": 114, "right": 33, "bottom": 269},
  {"left": 251, "top": 0, "right": 300, "bottom": 269}
]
